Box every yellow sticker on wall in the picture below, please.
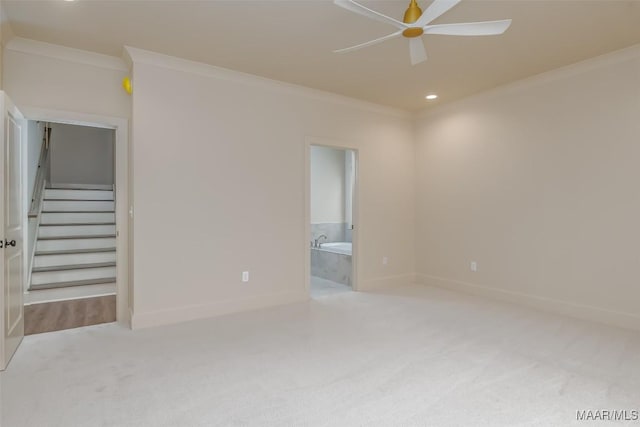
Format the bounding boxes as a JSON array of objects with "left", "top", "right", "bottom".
[{"left": 122, "top": 77, "right": 133, "bottom": 95}]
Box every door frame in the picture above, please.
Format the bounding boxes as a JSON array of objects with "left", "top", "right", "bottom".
[
  {"left": 304, "top": 137, "right": 360, "bottom": 295},
  {"left": 20, "top": 106, "right": 131, "bottom": 327}
]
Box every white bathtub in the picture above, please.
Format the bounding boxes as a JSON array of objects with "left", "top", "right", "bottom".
[{"left": 318, "top": 242, "right": 352, "bottom": 256}]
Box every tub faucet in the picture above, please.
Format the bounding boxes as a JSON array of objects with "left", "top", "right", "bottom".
[{"left": 314, "top": 235, "right": 327, "bottom": 248}]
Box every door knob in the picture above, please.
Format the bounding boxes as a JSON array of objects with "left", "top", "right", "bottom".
[{"left": 0, "top": 240, "right": 16, "bottom": 248}]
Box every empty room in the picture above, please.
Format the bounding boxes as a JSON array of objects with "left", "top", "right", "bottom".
[{"left": 0, "top": 0, "right": 639, "bottom": 426}]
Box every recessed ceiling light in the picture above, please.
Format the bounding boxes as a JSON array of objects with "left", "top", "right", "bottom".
[{"left": 425, "top": 94, "right": 438, "bottom": 100}]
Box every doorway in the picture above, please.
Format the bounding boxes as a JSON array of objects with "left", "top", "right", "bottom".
[
  {"left": 0, "top": 100, "right": 130, "bottom": 369},
  {"left": 306, "top": 142, "right": 358, "bottom": 298},
  {"left": 23, "top": 121, "right": 117, "bottom": 334}
]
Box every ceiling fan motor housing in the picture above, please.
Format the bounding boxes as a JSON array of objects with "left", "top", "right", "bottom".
[{"left": 402, "top": 0, "right": 425, "bottom": 38}]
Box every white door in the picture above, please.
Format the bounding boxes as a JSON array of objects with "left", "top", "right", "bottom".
[{"left": 0, "top": 92, "right": 25, "bottom": 370}]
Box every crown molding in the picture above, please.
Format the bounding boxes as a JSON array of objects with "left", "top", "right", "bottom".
[
  {"left": 121, "top": 46, "right": 133, "bottom": 70},
  {"left": 124, "top": 46, "right": 412, "bottom": 120},
  {"left": 414, "top": 42, "right": 640, "bottom": 121},
  {"left": 5, "top": 37, "right": 127, "bottom": 72}
]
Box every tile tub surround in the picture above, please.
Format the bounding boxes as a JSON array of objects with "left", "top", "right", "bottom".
[
  {"left": 310, "top": 223, "right": 346, "bottom": 244},
  {"left": 310, "top": 246, "right": 352, "bottom": 286},
  {"left": 344, "top": 223, "right": 353, "bottom": 243}
]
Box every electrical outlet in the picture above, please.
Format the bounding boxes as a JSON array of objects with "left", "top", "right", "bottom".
[
  {"left": 382, "top": 256, "right": 389, "bottom": 265},
  {"left": 470, "top": 261, "right": 477, "bottom": 272},
  {"left": 242, "top": 271, "right": 249, "bottom": 282}
]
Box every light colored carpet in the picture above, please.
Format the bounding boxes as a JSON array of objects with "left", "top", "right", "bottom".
[
  {"left": 1, "top": 284, "right": 639, "bottom": 426},
  {"left": 310, "top": 275, "right": 352, "bottom": 298}
]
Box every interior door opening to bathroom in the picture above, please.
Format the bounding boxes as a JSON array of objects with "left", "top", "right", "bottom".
[{"left": 307, "top": 143, "right": 358, "bottom": 298}]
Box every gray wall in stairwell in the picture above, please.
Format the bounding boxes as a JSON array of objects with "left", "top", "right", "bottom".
[
  {"left": 49, "top": 123, "right": 115, "bottom": 186},
  {"left": 27, "top": 121, "right": 45, "bottom": 201}
]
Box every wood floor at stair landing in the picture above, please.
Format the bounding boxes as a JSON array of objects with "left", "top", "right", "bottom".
[{"left": 25, "top": 295, "right": 116, "bottom": 335}]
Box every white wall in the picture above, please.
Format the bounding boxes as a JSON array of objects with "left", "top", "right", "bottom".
[
  {"left": 128, "top": 48, "right": 416, "bottom": 327},
  {"left": 0, "top": 1, "right": 12, "bottom": 88},
  {"left": 0, "top": 4, "right": 4, "bottom": 88},
  {"left": 414, "top": 47, "right": 640, "bottom": 330},
  {"left": 49, "top": 123, "right": 114, "bottom": 186},
  {"left": 3, "top": 38, "right": 130, "bottom": 119},
  {"left": 310, "top": 145, "right": 345, "bottom": 224}
]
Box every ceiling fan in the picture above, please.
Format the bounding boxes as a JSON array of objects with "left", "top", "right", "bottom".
[{"left": 334, "top": 0, "right": 512, "bottom": 65}]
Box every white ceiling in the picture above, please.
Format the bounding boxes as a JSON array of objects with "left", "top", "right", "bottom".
[{"left": 4, "top": 0, "right": 640, "bottom": 111}]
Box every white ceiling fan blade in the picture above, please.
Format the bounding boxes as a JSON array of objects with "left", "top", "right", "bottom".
[
  {"left": 334, "top": 31, "right": 403, "bottom": 54},
  {"left": 413, "top": 0, "right": 461, "bottom": 28},
  {"left": 334, "top": 0, "right": 407, "bottom": 30},
  {"left": 409, "top": 37, "right": 427, "bottom": 65},
  {"left": 424, "top": 19, "right": 512, "bottom": 36}
]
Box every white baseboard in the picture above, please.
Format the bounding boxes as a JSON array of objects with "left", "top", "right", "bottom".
[
  {"left": 359, "top": 273, "right": 417, "bottom": 291},
  {"left": 417, "top": 274, "right": 640, "bottom": 331},
  {"left": 131, "top": 291, "right": 308, "bottom": 329},
  {"left": 121, "top": 307, "right": 133, "bottom": 329}
]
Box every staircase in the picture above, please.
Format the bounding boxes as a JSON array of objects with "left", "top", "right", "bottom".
[{"left": 30, "top": 186, "right": 116, "bottom": 290}]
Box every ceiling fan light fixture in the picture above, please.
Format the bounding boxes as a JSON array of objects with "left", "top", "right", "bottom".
[
  {"left": 333, "top": 0, "right": 512, "bottom": 66},
  {"left": 403, "top": 0, "right": 423, "bottom": 24}
]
